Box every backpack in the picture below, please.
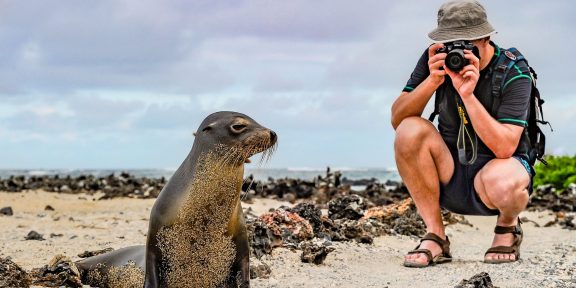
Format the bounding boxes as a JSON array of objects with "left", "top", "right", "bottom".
[
  {"left": 428, "top": 47, "right": 552, "bottom": 166},
  {"left": 490, "top": 47, "right": 552, "bottom": 165}
]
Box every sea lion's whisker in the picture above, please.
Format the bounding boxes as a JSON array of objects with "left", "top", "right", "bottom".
[{"left": 240, "top": 176, "right": 256, "bottom": 202}]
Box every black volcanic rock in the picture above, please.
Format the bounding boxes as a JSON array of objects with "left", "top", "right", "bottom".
[
  {"left": 0, "top": 257, "right": 31, "bottom": 287},
  {"left": 25, "top": 230, "right": 45, "bottom": 241},
  {"left": 328, "top": 195, "right": 368, "bottom": 220},
  {"left": 0, "top": 206, "right": 13, "bottom": 216},
  {"left": 455, "top": 272, "right": 497, "bottom": 288}
]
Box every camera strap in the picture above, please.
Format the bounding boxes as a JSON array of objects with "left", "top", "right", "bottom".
[{"left": 456, "top": 99, "right": 478, "bottom": 165}]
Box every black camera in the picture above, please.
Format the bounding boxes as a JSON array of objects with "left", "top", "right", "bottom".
[{"left": 436, "top": 40, "right": 479, "bottom": 72}]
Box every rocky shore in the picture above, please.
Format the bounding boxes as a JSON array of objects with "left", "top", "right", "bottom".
[
  {"left": 2, "top": 171, "right": 575, "bottom": 212},
  {"left": 1, "top": 170, "right": 575, "bottom": 287},
  {"left": 0, "top": 173, "right": 166, "bottom": 199}
]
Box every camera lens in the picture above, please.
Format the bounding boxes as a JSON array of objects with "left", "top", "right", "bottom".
[
  {"left": 449, "top": 55, "right": 462, "bottom": 68},
  {"left": 446, "top": 49, "right": 466, "bottom": 72}
]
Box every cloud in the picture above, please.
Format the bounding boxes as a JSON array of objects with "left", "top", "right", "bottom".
[
  {"left": 0, "top": 0, "right": 575, "bottom": 169},
  {"left": 200, "top": 0, "right": 391, "bottom": 41},
  {"left": 0, "top": 94, "right": 146, "bottom": 134},
  {"left": 134, "top": 101, "right": 204, "bottom": 130}
]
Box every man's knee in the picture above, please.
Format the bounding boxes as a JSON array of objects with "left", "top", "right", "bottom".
[
  {"left": 479, "top": 165, "right": 528, "bottom": 208},
  {"left": 394, "top": 117, "right": 435, "bottom": 155}
]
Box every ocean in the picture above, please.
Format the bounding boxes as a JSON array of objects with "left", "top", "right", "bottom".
[{"left": 0, "top": 168, "right": 400, "bottom": 183}]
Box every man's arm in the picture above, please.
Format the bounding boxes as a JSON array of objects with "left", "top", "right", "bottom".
[
  {"left": 460, "top": 96, "right": 524, "bottom": 158},
  {"left": 445, "top": 50, "right": 526, "bottom": 158},
  {"left": 391, "top": 43, "right": 447, "bottom": 130}
]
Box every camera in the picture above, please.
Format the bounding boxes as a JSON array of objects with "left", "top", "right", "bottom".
[{"left": 436, "top": 40, "right": 479, "bottom": 72}]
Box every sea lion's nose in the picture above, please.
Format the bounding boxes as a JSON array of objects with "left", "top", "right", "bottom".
[{"left": 269, "top": 130, "right": 277, "bottom": 144}]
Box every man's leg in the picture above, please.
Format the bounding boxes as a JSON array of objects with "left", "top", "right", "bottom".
[
  {"left": 394, "top": 117, "right": 454, "bottom": 265},
  {"left": 474, "top": 158, "right": 530, "bottom": 262}
]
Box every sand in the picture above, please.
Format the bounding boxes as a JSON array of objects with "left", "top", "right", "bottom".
[{"left": 1, "top": 190, "right": 574, "bottom": 288}]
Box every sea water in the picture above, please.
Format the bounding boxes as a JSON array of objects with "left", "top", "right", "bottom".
[{"left": 0, "top": 168, "right": 400, "bottom": 183}]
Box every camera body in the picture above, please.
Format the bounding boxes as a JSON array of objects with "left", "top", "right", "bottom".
[{"left": 436, "top": 40, "right": 479, "bottom": 72}]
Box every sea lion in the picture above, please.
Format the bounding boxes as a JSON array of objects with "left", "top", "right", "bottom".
[{"left": 76, "top": 111, "right": 277, "bottom": 288}]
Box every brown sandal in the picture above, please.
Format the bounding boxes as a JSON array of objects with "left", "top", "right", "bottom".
[
  {"left": 403, "top": 232, "right": 452, "bottom": 268},
  {"left": 484, "top": 219, "right": 523, "bottom": 264}
]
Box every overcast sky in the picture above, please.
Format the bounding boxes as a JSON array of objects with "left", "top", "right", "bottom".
[{"left": 0, "top": 0, "right": 574, "bottom": 170}]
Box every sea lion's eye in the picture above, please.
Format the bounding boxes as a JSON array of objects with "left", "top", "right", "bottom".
[
  {"left": 230, "top": 124, "right": 247, "bottom": 133},
  {"left": 202, "top": 126, "right": 212, "bottom": 132}
]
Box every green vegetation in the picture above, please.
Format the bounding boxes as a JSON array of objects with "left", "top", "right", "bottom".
[{"left": 533, "top": 155, "right": 576, "bottom": 190}]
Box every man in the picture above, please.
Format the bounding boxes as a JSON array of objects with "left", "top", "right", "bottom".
[{"left": 391, "top": 0, "right": 533, "bottom": 267}]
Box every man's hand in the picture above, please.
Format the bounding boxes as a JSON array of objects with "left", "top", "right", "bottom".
[
  {"left": 427, "top": 43, "right": 447, "bottom": 87},
  {"left": 445, "top": 50, "right": 480, "bottom": 99}
]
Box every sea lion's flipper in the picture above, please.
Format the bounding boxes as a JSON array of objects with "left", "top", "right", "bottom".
[
  {"left": 76, "top": 245, "right": 145, "bottom": 284},
  {"left": 228, "top": 210, "right": 250, "bottom": 288},
  {"left": 144, "top": 243, "right": 162, "bottom": 288},
  {"left": 76, "top": 245, "right": 145, "bottom": 272}
]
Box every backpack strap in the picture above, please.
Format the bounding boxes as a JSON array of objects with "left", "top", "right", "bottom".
[
  {"left": 491, "top": 47, "right": 553, "bottom": 165},
  {"left": 428, "top": 80, "right": 450, "bottom": 123},
  {"left": 428, "top": 89, "right": 442, "bottom": 122},
  {"left": 490, "top": 47, "right": 526, "bottom": 115},
  {"left": 528, "top": 73, "right": 553, "bottom": 165}
]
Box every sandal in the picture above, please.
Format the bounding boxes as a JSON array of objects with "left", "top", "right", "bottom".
[
  {"left": 484, "top": 219, "right": 523, "bottom": 264},
  {"left": 403, "top": 232, "right": 452, "bottom": 268}
]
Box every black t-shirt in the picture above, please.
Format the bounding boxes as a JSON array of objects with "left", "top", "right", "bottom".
[{"left": 402, "top": 41, "right": 532, "bottom": 158}]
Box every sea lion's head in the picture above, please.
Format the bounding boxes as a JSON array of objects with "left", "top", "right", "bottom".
[{"left": 193, "top": 111, "right": 277, "bottom": 166}]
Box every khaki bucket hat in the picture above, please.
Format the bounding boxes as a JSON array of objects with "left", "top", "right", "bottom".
[{"left": 428, "top": 0, "right": 496, "bottom": 43}]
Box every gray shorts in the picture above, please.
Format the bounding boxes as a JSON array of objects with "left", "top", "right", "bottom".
[{"left": 439, "top": 149, "right": 533, "bottom": 216}]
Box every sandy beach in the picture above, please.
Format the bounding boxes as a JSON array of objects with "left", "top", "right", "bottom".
[{"left": 0, "top": 190, "right": 574, "bottom": 288}]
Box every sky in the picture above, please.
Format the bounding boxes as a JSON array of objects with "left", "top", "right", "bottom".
[{"left": 0, "top": 0, "right": 574, "bottom": 170}]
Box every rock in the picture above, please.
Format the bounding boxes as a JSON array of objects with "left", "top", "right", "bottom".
[
  {"left": 78, "top": 247, "right": 114, "bottom": 258},
  {"left": 362, "top": 198, "right": 427, "bottom": 237},
  {"left": 567, "top": 183, "right": 576, "bottom": 195},
  {"left": 300, "top": 240, "right": 336, "bottom": 265},
  {"left": 247, "top": 218, "right": 274, "bottom": 258},
  {"left": 249, "top": 258, "right": 272, "bottom": 279},
  {"left": 357, "top": 234, "right": 373, "bottom": 244},
  {"left": 328, "top": 195, "right": 368, "bottom": 220},
  {"left": 288, "top": 203, "right": 323, "bottom": 233},
  {"left": 529, "top": 185, "right": 576, "bottom": 212},
  {"left": 341, "top": 177, "right": 378, "bottom": 186},
  {"left": 455, "top": 272, "right": 496, "bottom": 288},
  {"left": 260, "top": 208, "right": 314, "bottom": 246},
  {"left": 0, "top": 206, "right": 14, "bottom": 216},
  {"left": 30, "top": 254, "right": 83, "bottom": 287},
  {"left": 544, "top": 212, "right": 576, "bottom": 230},
  {"left": 338, "top": 219, "right": 365, "bottom": 240},
  {"left": 25, "top": 230, "right": 45, "bottom": 241},
  {"left": 442, "top": 210, "right": 473, "bottom": 227},
  {"left": 0, "top": 257, "right": 31, "bottom": 287},
  {"left": 0, "top": 172, "right": 168, "bottom": 200}
]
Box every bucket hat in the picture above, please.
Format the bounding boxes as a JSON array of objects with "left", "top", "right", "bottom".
[{"left": 428, "top": 0, "right": 496, "bottom": 43}]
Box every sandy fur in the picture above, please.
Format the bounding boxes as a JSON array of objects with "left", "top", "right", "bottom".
[{"left": 157, "top": 147, "right": 243, "bottom": 287}]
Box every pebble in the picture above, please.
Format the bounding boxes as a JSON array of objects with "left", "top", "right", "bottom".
[
  {"left": 24, "top": 231, "right": 44, "bottom": 241},
  {"left": 0, "top": 206, "right": 13, "bottom": 216}
]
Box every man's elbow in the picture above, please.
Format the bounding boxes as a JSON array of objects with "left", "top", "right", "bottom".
[
  {"left": 390, "top": 106, "right": 400, "bottom": 130},
  {"left": 391, "top": 116, "right": 400, "bottom": 130},
  {"left": 493, "top": 146, "right": 516, "bottom": 159}
]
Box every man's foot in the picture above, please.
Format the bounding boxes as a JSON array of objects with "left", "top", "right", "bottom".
[
  {"left": 404, "top": 239, "right": 442, "bottom": 265},
  {"left": 484, "top": 231, "right": 516, "bottom": 261},
  {"left": 404, "top": 233, "right": 452, "bottom": 267},
  {"left": 484, "top": 220, "right": 523, "bottom": 264}
]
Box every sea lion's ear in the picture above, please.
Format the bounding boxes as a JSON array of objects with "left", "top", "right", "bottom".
[{"left": 193, "top": 132, "right": 197, "bottom": 137}]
